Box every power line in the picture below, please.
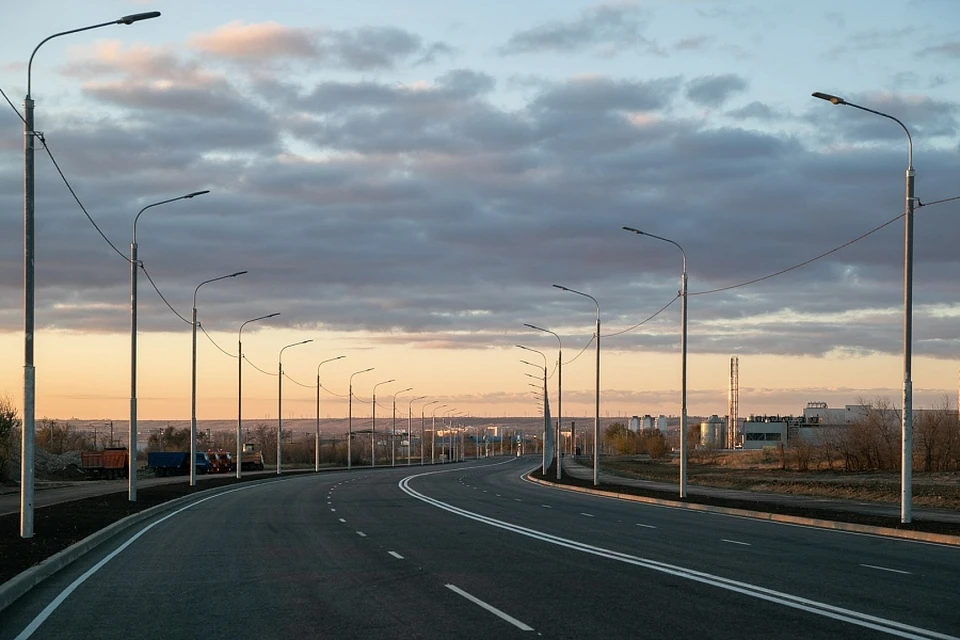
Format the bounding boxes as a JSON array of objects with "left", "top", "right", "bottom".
[
  {"left": 199, "top": 324, "right": 238, "bottom": 359},
  {"left": 38, "top": 134, "right": 130, "bottom": 263},
  {"left": 139, "top": 263, "right": 191, "bottom": 325},
  {"left": 0, "top": 84, "right": 25, "bottom": 123},
  {"left": 690, "top": 213, "right": 902, "bottom": 296},
  {"left": 602, "top": 295, "right": 680, "bottom": 338},
  {"left": 243, "top": 354, "right": 278, "bottom": 377}
]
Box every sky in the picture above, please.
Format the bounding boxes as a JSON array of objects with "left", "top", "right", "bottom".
[{"left": 0, "top": 0, "right": 958, "bottom": 424}]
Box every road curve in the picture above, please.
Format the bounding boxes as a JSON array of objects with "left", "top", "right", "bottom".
[{"left": 2, "top": 457, "right": 958, "bottom": 640}]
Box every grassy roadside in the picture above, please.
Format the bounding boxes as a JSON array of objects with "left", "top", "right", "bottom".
[{"left": 595, "top": 453, "right": 960, "bottom": 510}]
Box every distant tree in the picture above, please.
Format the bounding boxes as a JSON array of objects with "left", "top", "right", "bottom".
[
  {"left": 35, "top": 419, "right": 92, "bottom": 454},
  {"left": 914, "top": 397, "right": 959, "bottom": 472},
  {"left": 0, "top": 395, "right": 21, "bottom": 480},
  {"left": 147, "top": 426, "right": 191, "bottom": 452}
]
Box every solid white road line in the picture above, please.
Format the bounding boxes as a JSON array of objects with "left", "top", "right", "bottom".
[
  {"left": 445, "top": 584, "right": 534, "bottom": 632},
  {"left": 860, "top": 564, "right": 912, "bottom": 575},
  {"left": 389, "top": 551, "right": 404, "bottom": 559},
  {"left": 399, "top": 469, "right": 956, "bottom": 640},
  {"left": 14, "top": 484, "right": 260, "bottom": 640}
]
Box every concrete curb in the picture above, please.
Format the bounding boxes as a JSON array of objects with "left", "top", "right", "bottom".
[{"left": 525, "top": 474, "right": 960, "bottom": 547}]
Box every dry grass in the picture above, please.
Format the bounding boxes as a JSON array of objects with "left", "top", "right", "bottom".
[{"left": 601, "top": 452, "right": 960, "bottom": 510}]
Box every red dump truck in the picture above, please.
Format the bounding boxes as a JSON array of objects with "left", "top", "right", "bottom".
[{"left": 80, "top": 447, "right": 130, "bottom": 480}]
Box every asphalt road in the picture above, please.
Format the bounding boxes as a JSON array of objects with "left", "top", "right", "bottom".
[{"left": 2, "top": 457, "right": 958, "bottom": 639}]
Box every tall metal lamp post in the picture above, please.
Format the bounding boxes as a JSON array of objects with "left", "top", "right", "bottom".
[
  {"left": 130, "top": 189, "right": 209, "bottom": 500},
  {"left": 348, "top": 368, "right": 374, "bottom": 469},
  {"left": 623, "top": 226, "right": 688, "bottom": 498},
  {"left": 371, "top": 379, "right": 395, "bottom": 466},
  {"left": 518, "top": 344, "right": 548, "bottom": 473},
  {"left": 525, "top": 324, "right": 562, "bottom": 480},
  {"left": 315, "top": 356, "right": 345, "bottom": 472},
  {"left": 191, "top": 271, "right": 246, "bottom": 487},
  {"left": 237, "top": 312, "right": 280, "bottom": 479},
  {"left": 554, "top": 284, "right": 602, "bottom": 486},
  {"left": 277, "top": 339, "right": 313, "bottom": 474},
  {"left": 407, "top": 396, "right": 427, "bottom": 465},
  {"left": 812, "top": 91, "right": 916, "bottom": 523},
  {"left": 422, "top": 400, "right": 440, "bottom": 464},
  {"left": 431, "top": 403, "right": 448, "bottom": 464},
  {"left": 391, "top": 387, "right": 413, "bottom": 466},
  {"left": 20, "top": 9, "right": 161, "bottom": 538}
]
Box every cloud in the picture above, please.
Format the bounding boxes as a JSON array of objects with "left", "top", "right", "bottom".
[
  {"left": 685, "top": 74, "right": 748, "bottom": 108},
  {"left": 499, "top": 4, "right": 656, "bottom": 56},
  {"left": 189, "top": 21, "right": 319, "bottom": 59},
  {"left": 188, "top": 21, "right": 453, "bottom": 70},
  {"left": 918, "top": 41, "right": 960, "bottom": 58}
]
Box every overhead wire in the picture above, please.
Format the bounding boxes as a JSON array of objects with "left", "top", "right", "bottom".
[
  {"left": 199, "top": 324, "right": 238, "bottom": 359},
  {"left": 37, "top": 134, "right": 131, "bottom": 263},
  {"left": 139, "top": 264, "right": 191, "bottom": 325}
]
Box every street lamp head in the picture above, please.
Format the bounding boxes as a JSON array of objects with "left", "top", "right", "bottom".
[
  {"left": 118, "top": 11, "right": 161, "bottom": 24},
  {"left": 229, "top": 270, "right": 248, "bottom": 278},
  {"left": 622, "top": 226, "right": 643, "bottom": 235},
  {"left": 812, "top": 91, "right": 845, "bottom": 105},
  {"left": 184, "top": 190, "right": 210, "bottom": 199},
  {"left": 552, "top": 284, "right": 569, "bottom": 291},
  {"left": 265, "top": 312, "right": 280, "bottom": 319}
]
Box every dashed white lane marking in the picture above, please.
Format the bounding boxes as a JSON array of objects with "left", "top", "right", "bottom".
[
  {"left": 445, "top": 584, "right": 534, "bottom": 632},
  {"left": 389, "top": 551, "right": 404, "bottom": 560},
  {"left": 636, "top": 523, "right": 657, "bottom": 529},
  {"left": 580, "top": 513, "right": 594, "bottom": 518},
  {"left": 514, "top": 498, "right": 523, "bottom": 502},
  {"left": 541, "top": 505, "right": 552, "bottom": 509},
  {"left": 860, "top": 564, "right": 912, "bottom": 575},
  {"left": 339, "top": 518, "right": 346, "bottom": 523},
  {"left": 356, "top": 531, "right": 367, "bottom": 538},
  {"left": 721, "top": 539, "right": 751, "bottom": 546}
]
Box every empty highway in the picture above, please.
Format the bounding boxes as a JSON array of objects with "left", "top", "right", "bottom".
[{"left": 2, "top": 457, "right": 958, "bottom": 639}]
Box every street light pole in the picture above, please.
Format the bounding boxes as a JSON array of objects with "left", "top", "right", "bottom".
[
  {"left": 444, "top": 409, "right": 456, "bottom": 462},
  {"left": 391, "top": 387, "right": 413, "bottom": 466},
  {"left": 237, "top": 312, "right": 280, "bottom": 479},
  {"left": 517, "top": 345, "right": 548, "bottom": 474},
  {"left": 554, "top": 285, "right": 602, "bottom": 486},
  {"left": 130, "top": 190, "right": 209, "bottom": 500},
  {"left": 422, "top": 400, "right": 440, "bottom": 465},
  {"left": 408, "top": 396, "right": 426, "bottom": 466},
  {"left": 525, "top": 324, "right": 562, "bottom": 480},
  {"left": 812, "top": 91, "right": 916, "bottom": 523},
  {"left": 192, "top": 271, "right": 246, "bottom": 487},
  {"left": 371, "top": 379, "right": 395, "bottom": 466},
  {"left": 315, "top": 356, "right": 345, "bottom": 472},
  {"left": 623, "top": 226, "right": 688, "bottom": 498},
  {"left": 348, "top": 368, "right": 374, "bottom": 469},
  {"left": 277, "top": 339, "right": 312, "bottom": 475},
  {"left": 20, "top": 9, "right": 161, "bottom": 538},
  {"left": 431, "top": 404, "right": 448, "bottom": 464}
]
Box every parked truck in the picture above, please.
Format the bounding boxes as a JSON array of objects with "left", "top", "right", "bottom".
[
  {"left": 148, "top": 451, "right": 211, "bottom": 477},
  {"left": 80, "top": 448, "right": 129, "bottom": 480},
  {"left": 240, "top": 443, "right": 265, "bottom": 471}
]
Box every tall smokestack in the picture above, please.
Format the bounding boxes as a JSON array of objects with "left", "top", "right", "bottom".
[{"left": 728, "top": 356, "right": 739, "bottom": 449}]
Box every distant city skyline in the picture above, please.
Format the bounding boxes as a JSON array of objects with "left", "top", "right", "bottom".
[{"left": 1, "top": 1, "right": 958, "bottom": 421}]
